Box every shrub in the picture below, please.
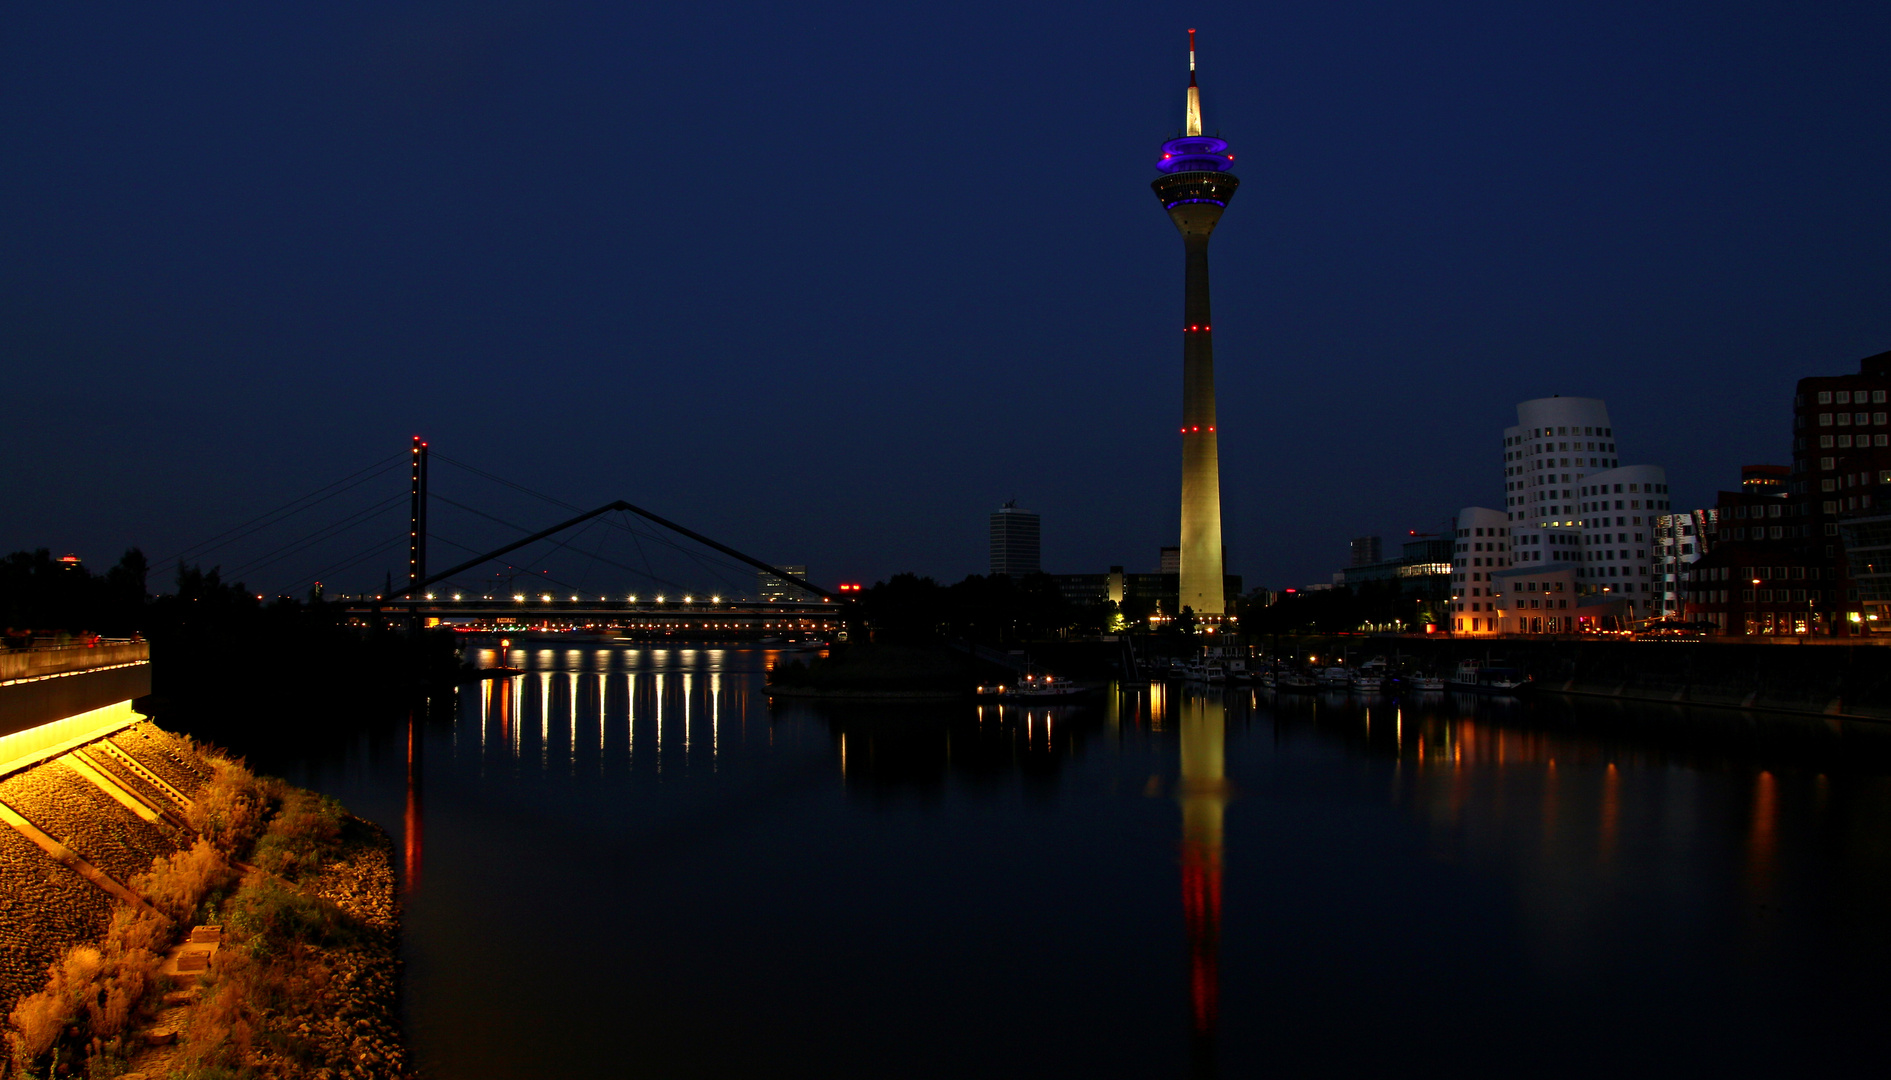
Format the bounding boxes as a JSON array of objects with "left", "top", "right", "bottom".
[
  {"left": 133, "top": 838, "right": 236, "bottom": 923},
  {"left": 228, "top": 877, "right": 354, "bottom": 956},
  {"left": 188, "top": 758, "right": 267, "bottom": 858},
  {"left": 250, "top": 789, "right": 346, "bottom": 880}
]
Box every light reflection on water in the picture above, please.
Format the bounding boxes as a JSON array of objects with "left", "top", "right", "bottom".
[{"left": 245, "top": 646, "right": 1891, "bottom": 1079}]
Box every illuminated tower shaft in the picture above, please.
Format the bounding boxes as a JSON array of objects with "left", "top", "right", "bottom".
[{"left": 1154, "top": 30, "right": 1238, "bottom": 619}]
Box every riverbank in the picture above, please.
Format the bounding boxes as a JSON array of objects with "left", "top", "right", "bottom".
[{"left": 0, "top": 721, "right": 404, "bottom": 1079}]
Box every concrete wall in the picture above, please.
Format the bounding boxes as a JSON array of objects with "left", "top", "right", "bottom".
[
  {"left": 0, "top": 644, "right": 152, "bottom": 739},
  {"left": 1308, "top": 638, "right": 1891, "bottom": 721},
  {"left": 0, "top": 642, "right": 149, "bottom": 682}
]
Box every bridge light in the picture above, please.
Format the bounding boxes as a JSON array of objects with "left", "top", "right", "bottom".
[
  {"left": 540, "top": 594, "right": 551, "bottom": 603},
  {"left": 425, "top": 593, "right": 434, "bottom": 600},
  {"left": 453, "top": 593, "right": 462, "bottom": 601},
  {"left": 514, "top": 594, "right": 525, "bottom": 602},
  {"left": 712, "top": 595, "right": 721, "bottom": 604},
  {"left": 684, "top": 595, "right": 693, "bottom": 603},
  {"left": 628, "top": 595, "right": 637, "bottom": 603}
]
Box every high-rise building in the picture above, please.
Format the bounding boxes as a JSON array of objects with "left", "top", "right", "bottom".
[
  {"left": 1159, "top": 546, "right": 1181, "bottom": 575},
  {"left": 1153, "top": 30, "right": 1239, "bottom": 621},
  {"left": 1676, "top": 346, "right": 1891, "bottom": 640},
  {"left": 1449, "top": 507, "right": 1511, "bottom": 633},
  {"left": 757, "top": 565, "right": 811, "bottom": 602},
  {"left": 1502, "top": 396, "right": 1619, "bottom": 531},
  {"left": 1349, "top": 536, "right": 1382, "bottom": 567},
  {"left": 989, "top": 501, "right": 1040, "bottom": 578},
  {"left": 1464, "top": 394, "right": 1676, "bottom": 632}
]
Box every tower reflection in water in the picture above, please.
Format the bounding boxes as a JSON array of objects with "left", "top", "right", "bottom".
[{"left": 1176, "top": 689, "right": 1227, "bottom": 1073}]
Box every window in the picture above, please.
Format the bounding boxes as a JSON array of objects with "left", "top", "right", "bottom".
[
  {"left": 1838, "top": 390, "right": 1852, "bottom": 405},
  {"left": 1821, "top": 457, "right": 1836, "bottom": 470},
  {"left": 1876, "top": 391, "right": 1887, "bottom": 404},
  {"left": 1821, "top": 435, "right": 1835, "bottom": 448},
  {"left": 1820, "top": 413, "right": 1833, "bottom": 426},
  {"left": 1818, "top": 391, "right": 1833, "bottom": 404},
  {"left": 1878, "top": 413, "right": 1889, "bottom": 426}
]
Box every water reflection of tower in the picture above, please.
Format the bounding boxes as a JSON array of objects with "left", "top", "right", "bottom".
[
  {"left": 1177, "top": 691, "right": 1228, "bottom": 1076},
  {"left": 403, "top": 706, "right": 424, "bottom": 895}
]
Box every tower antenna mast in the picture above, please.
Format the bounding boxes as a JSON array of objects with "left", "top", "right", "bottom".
[{"left": 1185, "top": 29, "right": 1203, "bottom": 136}]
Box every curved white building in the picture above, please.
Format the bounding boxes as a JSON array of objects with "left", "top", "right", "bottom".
[
  {"left": 1502, "top": 397, "right": 1620, "bottom": 530},
  {"left": 1577, "top": 464, "right": 1673, "bottom": 614},
  {"left": 1449, "top": 506, "right": 1511, "bottom": 633}
]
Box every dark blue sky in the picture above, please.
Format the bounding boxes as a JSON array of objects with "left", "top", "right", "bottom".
[{"left": 6, "top": 2, "right": 1890, "bottom": 596}]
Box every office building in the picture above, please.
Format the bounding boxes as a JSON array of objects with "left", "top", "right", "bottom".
[
  {"left": 1350, "top": 536, "right": 1382, "bottom": 567},
  {"left": 989, "top": 501, "right": 1041, "bottom": 578},
  {"left": 1449, "top": 507, "right": 1511, "bottom": 633},
  {"left": 757, "top": 565, "right": 812, "bottom": 603},
  {"left": 1153, "top": 30, "right": 1239, "bottom": 620}
]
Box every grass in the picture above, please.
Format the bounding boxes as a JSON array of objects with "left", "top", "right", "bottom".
[{"left": 4, "top": 743, "right": 368, "bottom": 1079}]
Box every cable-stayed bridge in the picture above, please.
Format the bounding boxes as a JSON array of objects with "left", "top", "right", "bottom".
[{"left": 151, "top": 438, "right": 843, "bottom": 638}]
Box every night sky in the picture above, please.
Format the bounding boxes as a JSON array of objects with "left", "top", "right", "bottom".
[{"left": 6, "top": 2, "right": 1890, "bottom": 597}]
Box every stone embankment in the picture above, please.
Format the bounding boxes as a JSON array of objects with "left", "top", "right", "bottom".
[{"left": 0, "top": 720, "right": 405, "bottom": 1079}]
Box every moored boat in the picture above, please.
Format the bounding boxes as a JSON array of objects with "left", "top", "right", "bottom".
[{"left": 1447, "top": 659, "right": 1534, "bottom": 696}]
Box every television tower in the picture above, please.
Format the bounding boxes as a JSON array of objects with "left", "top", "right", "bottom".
[{"left": 1154, "top": 29, "right": 1238, "bottom": 622}]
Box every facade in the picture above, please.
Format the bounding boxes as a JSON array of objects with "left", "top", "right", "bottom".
[
  {"left": 1841, "top": 512, "right": 1891, "bottom": 630},
  {"left": 1502, "top": 397, "right": 1620, "bottom": 530},
  {"left": 1573, "top": 464, "right": 1673, "bottom": 617},
  {"left": 1683, "top": 466, "right": 1830, "bottom": 634},
  {"left": 1339, "top": 532, "right": 1453, "bottom": 627},
  {"left": 989, "top": 501, "right": 1041, "bottom": 578},
  {"left": 1153, "top": 31, "right": 1239, "bottom": 620},
  {"left": 757, "top": 565, "right": 811, "bottom": 603},
  {"left": 1792, "top": 350, "right": 1891, "bottom": 632},
  {"left": 1486, "top": 565, "right": 1580, "bottom": 633},
  {"left": 1349, "top": 536, "right": 1382, "bottom": 567},
  {"left": 1449, "top": 507, "right": 1512, "bottom": 633},
  {"left": 1676, "top": 350, "right": 1891, "bottom": 637},
  {"left": 1652, "top": 510, "right": 1714, "bottom": 617}
]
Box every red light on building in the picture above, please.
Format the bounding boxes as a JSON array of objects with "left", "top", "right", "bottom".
[{"left": 838, "top": 583, "right": 863, "bottom": 593}]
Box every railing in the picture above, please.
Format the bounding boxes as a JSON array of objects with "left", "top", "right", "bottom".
[{"left": 1, "top": 637, "right": 139, "bottom": 653}]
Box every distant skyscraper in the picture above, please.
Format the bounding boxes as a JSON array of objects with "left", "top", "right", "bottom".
[
  {"left": 1160, "top": 546, "right": 1181, "bottom": 575},
  {"left": 990, "top": 502, "right": 1040, "bottom": 578},
  {"left": 1349, "top": 536, "right": 1382, "bottom": 566},
  {"left": 1154, "top": 29, "right": 1239, "bottom": 621},
  {"left": 757, "top": 565, "right": 811, "bottom": 602}
]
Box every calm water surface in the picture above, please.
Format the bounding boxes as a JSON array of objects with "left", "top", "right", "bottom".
[{"left": 217, "top": 645, "right": 1891, "bottom": 1078}]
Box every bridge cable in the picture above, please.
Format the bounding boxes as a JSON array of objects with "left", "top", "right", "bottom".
[
  {"left": 429, "top": 495, "right": 691, "bottom": 594},
  {"left": 151, "top": 453, "right": 404, "bottom": 578},
  {"left": 430, "top": 452, "right": 765, "bottom": 582},
  {"left": 221, "top": 492, "right": 410, "bottom": 584},
  {"left": 285, "top": 535, "right": 408, "bottom": 596}
]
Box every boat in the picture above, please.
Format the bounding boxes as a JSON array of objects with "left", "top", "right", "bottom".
[
  {"left": 1446, "top": 659, "right": 1534, "bottom": 695},
  {"left": 1007, "top": 673, "right": 1091, "bottom": 699},
  {"left": 1318, "top": 666, "right": 1352, "bottom": 688},
  {"left": 1405, "top": 674, "right": 1446, "bottom": 692},
  {"left": 1275, "top": 671, "right": 1319, "bottom": 692},
  {"left": 1349, "top": 673, "right": 1385, "bottom": 693},
  {"left": 1182, "top": 659, "right": 1227, "bottom": 684}
]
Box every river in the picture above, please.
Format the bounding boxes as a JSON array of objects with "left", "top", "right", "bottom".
[{"left": 199, "top": 643, "right": 1891, "bottom": 1078}]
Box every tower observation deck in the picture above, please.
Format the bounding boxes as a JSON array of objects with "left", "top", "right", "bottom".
[{"left": 1153, "top": 29, "right": 1239, "bottom": 622}]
